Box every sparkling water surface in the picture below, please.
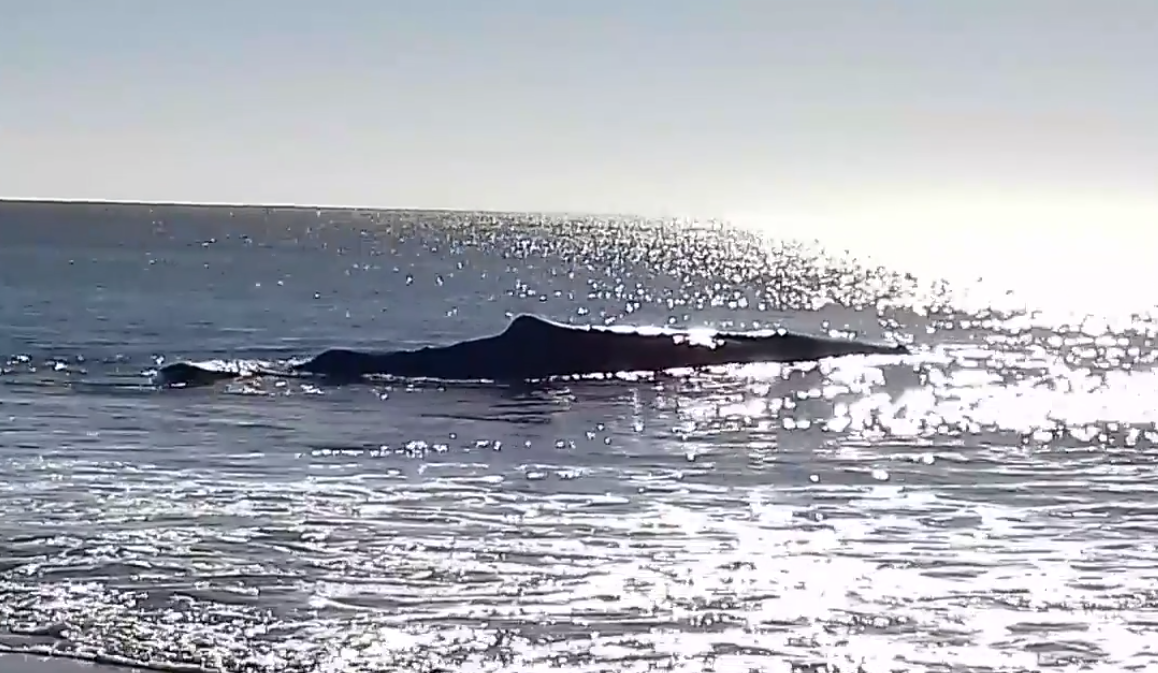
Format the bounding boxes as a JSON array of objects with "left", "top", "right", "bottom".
[{"left": 1, "top": 202, "right": 1156, "bottom": 672}]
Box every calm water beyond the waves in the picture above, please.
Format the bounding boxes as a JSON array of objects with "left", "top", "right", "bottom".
[{"left": 2, "top": 201, "right": 1158, "bottom": 673}]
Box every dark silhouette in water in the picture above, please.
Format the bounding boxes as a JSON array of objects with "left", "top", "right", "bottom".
[{"left": 153, "top": 314, "right": 909, "bottom": 388}]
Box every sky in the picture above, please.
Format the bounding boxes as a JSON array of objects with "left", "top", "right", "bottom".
[{"left": 2, "top": 0, "right": 1157, "bottom": 227}]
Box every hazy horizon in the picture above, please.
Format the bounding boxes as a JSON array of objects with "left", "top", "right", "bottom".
[{"left": 0, "top": 194, "right": 648, "bottom": 218}]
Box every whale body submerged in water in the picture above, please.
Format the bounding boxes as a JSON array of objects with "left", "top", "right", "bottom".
[{"left": 153, "top": 314, "right": 909, "bottom": 388}]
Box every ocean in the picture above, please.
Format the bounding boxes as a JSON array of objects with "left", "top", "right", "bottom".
[{"left": 0, "top": 200, "right": 1155, "bottom": 673}]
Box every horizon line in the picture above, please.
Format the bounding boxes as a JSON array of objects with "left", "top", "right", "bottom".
[{"left": 0, "top": 195, "right": 683, "bottom": 221}]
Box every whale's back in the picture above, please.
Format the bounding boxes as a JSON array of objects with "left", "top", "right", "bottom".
[{"left": 501, "top": 313, "right": 576, "bottom": 337}]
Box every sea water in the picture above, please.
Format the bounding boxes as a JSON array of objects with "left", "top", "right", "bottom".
[{"left": 1, "top": 201, "right": 1156, "bottom": 672}]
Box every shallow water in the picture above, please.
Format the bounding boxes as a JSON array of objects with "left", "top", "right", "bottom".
[{"left": 1, "top": 201, "right": 1157, "bottom": 672}]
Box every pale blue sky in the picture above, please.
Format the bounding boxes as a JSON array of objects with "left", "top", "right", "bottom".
[{"left": 2, "top": 0, "right": 1157, "bottom": 218}]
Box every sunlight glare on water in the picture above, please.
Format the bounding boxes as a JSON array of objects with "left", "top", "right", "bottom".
[{"left": 729, "top": 194, "right": 1158, "bottom": 329}]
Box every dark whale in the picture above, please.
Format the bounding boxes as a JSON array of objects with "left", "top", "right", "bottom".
[{"left": 153, "top": 314, "right": 909, "bottom": 388}]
